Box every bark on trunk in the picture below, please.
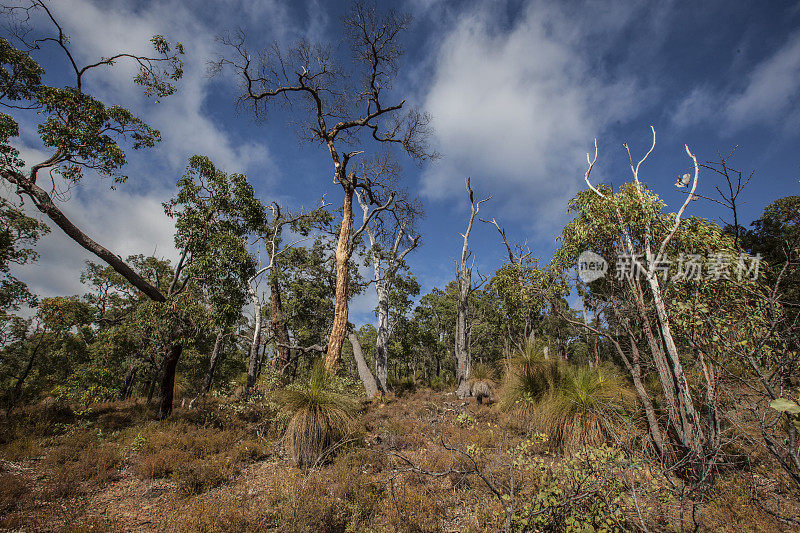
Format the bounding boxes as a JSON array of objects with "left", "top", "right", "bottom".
[
  {"left": 325, "top": 186, "right": 354, "bottom": 371},
  {"left": 270, "top": 271, "right": 291, "bottom": 371},
  {"left": 157, "top": 342, "right": 182, "bottom": 419},
  {"left": 245, "top": 284, "right": 262, "bottom": 396},
  {"left": 375, "top": 285, "right": 390, "bottom": 392},
  {"left": 646, "top": 273, "right": 705, "bottom": 456},
  {"left": 349, "top": 332, "right": 379, "bottom": 397},
  {"left": 7, "top": 328, "right": 45, "bottom": 413},
  {"left": 120, "top": 365, "right": 138, "bottom": 400},
  {"left": 455, "top": 265, "right": 471, "bottom": 398},
  {"left": 202, "top": 331, "right": 226, "bottom": 394}
]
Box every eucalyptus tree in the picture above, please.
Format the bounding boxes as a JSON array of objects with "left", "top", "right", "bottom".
[
  {"left": 0, "top": 197, "right": 49, "bottom": 315},
  {"left": 554, "top": 129, "right": 746, "bottom": 474},
  {"left": 0, "top": 1, "right": 190, "bottom": 416},
  {"left": 243, "top": 201, "right": 330, "bottom": 395},
  {"left": 356, "top": 156, "right": 421, "bottom": 392},
  {"left": 215, "top": 2, "right": 435, "bottom": 372},
  {"left": 163, "top": 155, "right": 265, "bottom": 411}
]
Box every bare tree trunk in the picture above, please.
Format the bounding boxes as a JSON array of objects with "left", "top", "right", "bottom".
[
  {"left": 270, "top": 271, "right": 291, "bottom": 371},
  {"left": 375, "top": 286, "right": 391, "bottom": 392},
  {"left": 349, "top": 332, "right": 379, "bottom": 397},
  {"left": 202, "top": 330, "right": 226, "bottom": 394},
  {"left": 120, "top": 365, "right": 137, "bottom": 400},
  {"left": 646, "top": 273, "right": 705, "bottom": 455},
  {"left": 325, "top": 186, "right": 354, "bottom": 371},
  {"left": 245, "top": 284, "right": 262, "bottom": 396},
  {"left": 455, "top": 179, "right": 490, "bottom": 398}
]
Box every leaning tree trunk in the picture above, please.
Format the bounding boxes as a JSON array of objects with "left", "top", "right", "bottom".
[
  {"left": 270, "top": 270, "right": 291, "bottom": 371},
  {"left": 375, "top": 283, "right": 391, "bottom": 392},
  {"left": 325, "top": 186, "right": 354, "bottom": 371},
  {"left": 245, "top": 284, "right": 263, "bottom": 396},
  {"left": 202, "top": 330, "right": 226, "bottom": 394},
  {"left": 349, "top": 332, "right": 379, "bottom": 397}
]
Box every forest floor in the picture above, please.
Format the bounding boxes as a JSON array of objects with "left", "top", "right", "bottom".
[{"left": 0, "top": 388, "right": 797, "bottom": 532}]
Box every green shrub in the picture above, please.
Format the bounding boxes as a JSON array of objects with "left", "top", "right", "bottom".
[
  {"left": 500, "top": 341, "right": 562, "bottom": 417},
  {"left": 534, "top": 364, "right": 636, "bottom": 451},
  {"left": 500, "top": 342, "right": 636, "bottom": 450},
  {"left": 277, "top": 360, "right": 359, "bottom": 466}
]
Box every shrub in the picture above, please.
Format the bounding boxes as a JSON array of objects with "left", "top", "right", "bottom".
[
  {"left": 500, "top": 342, "right": 636, "bottom": 450},
  {"left": 277, "top": 360, "right": 359, "bottom": 466},
  {"left": 174, "top": 458, "right": 230, "bottom": 495},
  {"left": 391, "top": 376, "right": 417, "bottom": 397},
  {"left": 0, "top": 472, "right": 29, "bottom": 513},
  {"left": 499, "top": 341, "right": 561, "bottom": 417},
  {"left": 534, "top": 364, "right": 636, "bottom": 451}
]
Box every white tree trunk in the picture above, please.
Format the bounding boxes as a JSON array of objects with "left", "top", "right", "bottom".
[{"left": 245, "top": 284, "right": 262, "bottom": 395}]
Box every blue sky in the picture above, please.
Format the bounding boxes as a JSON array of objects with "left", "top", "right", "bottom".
[{"left": 9, "top": 0, "right": 800, "bottom": 326}]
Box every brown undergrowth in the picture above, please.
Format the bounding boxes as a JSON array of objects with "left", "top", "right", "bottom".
[{"left": 0, "top": 389, "right": 797, "bottom": 531}]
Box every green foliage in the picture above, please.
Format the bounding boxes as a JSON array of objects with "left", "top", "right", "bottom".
[
  {"left": 50, "top": 368, "right": 118, "bottom": 413},
  {"left": 504, "top": 444, "right": 633, "bottom": 532},
  {"left": 500, "top": 341, "right": 561, "bottom": 415},
  {"left": 501, "top": 343, "right": 635, "bottom": 450},
  {"left": 0, "top": 197, "right": 49, "bottom": 312},
  {"left": 534, "top": 365, "right": 636, "bottom": 452},
  {"left": 277, "top": 360, "right": 359, "bottom": 466}
]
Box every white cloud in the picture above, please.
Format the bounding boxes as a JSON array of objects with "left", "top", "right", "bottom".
[
  {"left": 726, "top": 31, "right": 800, "bottom": 128},
  {"left": 673, "top": 30, "right": 800, "bottom": 132},
  {"left": 12, "top": 181, "right": 177, "bottom": 299},
  {"left": 420, "top": 1, "right": 641, "bottom": 234},
  {"left": 46, "top": 0, "right": 273, "bottom": 176}
]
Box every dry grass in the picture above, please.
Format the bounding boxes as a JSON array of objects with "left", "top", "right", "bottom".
[
  {"left": 0, "top": 388, "right": 797, "bottom": 531},
  {"left": 42, "top": 430, "right": 121, "bottom": 498}
]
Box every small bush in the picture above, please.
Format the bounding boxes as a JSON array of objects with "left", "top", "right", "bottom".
[
  {"left": 277, "top": 360, "right": 359, "bottom": 466},
  {"left": 392, "top": 376, "right": 417, "bottom": 397},
  {"left": 469, "top": 363, "right": 497, "bottom": 405},
  {"left": 174, "top": 458, "right": 230, "bottom": 495},
  {"left": 0, "top": 472, "right": 29, "bottom": 513},
  {"left": 500, "top": 341, "right": 561, "bottom": 417},
  {"left": 42, "top": 430, "right": 121, "bottom": 498}
]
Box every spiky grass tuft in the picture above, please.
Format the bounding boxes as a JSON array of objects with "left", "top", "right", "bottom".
[
  {"left": 278, "top": 360, "right": 359, "bottom": 466},
  {"left": 499, "top": 341, "right": 561, "bottom": 417},
  {"left": 469, "top": 363, "right": 497, "bottom": 405},
  {"left": 534, "top": 364, "right": 636, "bottom": 451},
  {"left": 500, "top": 342, "right": 636, "bottom": 450}
]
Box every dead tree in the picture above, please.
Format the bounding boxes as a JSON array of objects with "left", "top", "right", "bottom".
[
  {"left": 356, "top": 158, "right": 422, "bottom": 393},
  {"left": 215, "top": 2, "right": 435, "bottom": 373},
  {"left": 455, "top": 178, "right": 491, "bottom": 398}
]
